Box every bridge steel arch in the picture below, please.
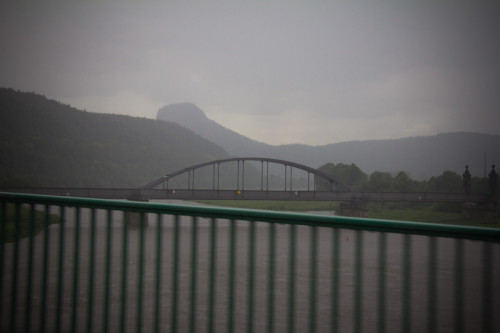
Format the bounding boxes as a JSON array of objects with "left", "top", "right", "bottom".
[{"left": 140, "top": 157, "right": 351, "bottom": 192}]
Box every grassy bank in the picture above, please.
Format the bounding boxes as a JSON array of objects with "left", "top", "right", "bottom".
[
  {"left": 368, "top": 202, "right": 500, "bottom": 228},
  {"left": 1, "top": 204, "right": 61, "bottom": 242},
  {"left": 198, "top": 200, "right": 340, "bottom": 212},
  {"left": 197, "top": 200, "right": 500, "bottom": 228}
]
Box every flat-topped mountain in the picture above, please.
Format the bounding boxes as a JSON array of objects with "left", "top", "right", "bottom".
[
  {"left": 158, "top": 103, "right": 500, "bottom": 179},
  {"left": 157, "top": 103, "right": 269, "bottom": 157}
]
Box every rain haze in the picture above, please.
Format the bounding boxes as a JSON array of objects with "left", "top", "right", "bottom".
[{"left": 1, "top": 2, "right": 499, "bottom": 145}]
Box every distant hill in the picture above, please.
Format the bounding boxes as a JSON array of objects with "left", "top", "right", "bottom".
[
  {"left": 0, "top": 89, "right": 228, "bottom": 187},
  {"left": 1, "top": 88, "right": 496, "bottom": 189},
  {"left": 158, "top": 103, "right": 500, "bottom": 179},
  {"left": 315, "top": 133, "right": 499, "bottom": 179}
]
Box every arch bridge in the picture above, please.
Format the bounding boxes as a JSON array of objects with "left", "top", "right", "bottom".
[
  {"left": 140, "top": 157, "right": 351, "bottom": 194},
  {"left": 2, "top": 158, "right": 488, "bottom": 203}
]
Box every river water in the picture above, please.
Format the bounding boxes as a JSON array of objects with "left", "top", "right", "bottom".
[{"left": 1, "top": 204, "right": 499, "bottom": 332}]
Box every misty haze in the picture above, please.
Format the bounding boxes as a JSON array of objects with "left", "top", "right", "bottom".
[{"left": 1, "top": 2, "right": 499, "bottom": 333}]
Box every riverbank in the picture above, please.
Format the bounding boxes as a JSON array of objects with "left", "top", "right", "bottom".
[
  {"left": 1, "top": 203, "right": 61, "bottom": 242},
  {"left": 197, "top": 200, "right": 500, "bottom": 228}
]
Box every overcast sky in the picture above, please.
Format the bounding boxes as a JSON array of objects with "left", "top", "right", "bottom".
[{"left": 1, "top": 2, "right": 499, "bottom": 145}]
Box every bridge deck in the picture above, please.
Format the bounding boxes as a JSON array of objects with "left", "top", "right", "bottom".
[{"left": 0, "top": 188, "right": 489, "bottom": 203}]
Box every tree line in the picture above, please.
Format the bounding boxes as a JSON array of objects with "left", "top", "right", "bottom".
[{"left": 317, "top": 162, "right": 491, "bottom": 193}]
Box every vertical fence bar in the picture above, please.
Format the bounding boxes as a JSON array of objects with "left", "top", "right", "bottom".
[
  {"left": 103, "top": 210, "right": 112, "bottom": 333},
  {"left": 288, "top": 224, "right": 296, "bottom": 333},
  {"left": 482, "top": 242, "right": 492, "bottom": 333},
  {"left": 25, "top": 203, "right": 36, "bottom": 333},
  {"left": 378, "top": 232, "right": 387, "bottom": 333},
  {"left": 228, "top": 220, "right": 236, "bottom": 333},
  {"left": 9, "top": 203, "right": 21, "bottom": 332},
  {"left": 331, "top": 228, "right": 340, "bottom": 333},
  {"left": 354, "top": 230, "right": 363, "bottom": 333},
  {"left": 402, "top": 234, "right": 412, "bottom": 333},
  {"left": 189, "top": 217, "right": 198, "bottom": 333},
  {"left": 208, "top": 218, "right": 217, "bottom": 333},
  {"left": 120, "top": 212, "right": 129, "bottom": 333},
  {"left": 55, "top": 206, "right": 66, "bottom": 333},
  {"left": 309, "top": 226, "right": 318, "bottom": 333},
  {"left": 40, "top": 204, "right": 50, "bottom": 333},
  {"left": 454, "top": 239, "right": 464, "bottom": 333},
  {"left": 71, "top": 207, "right": 81, "bottom": 333},
  {"left": 137, "top": 213, "right": 146, "bottom": 333},
  {"left": 172, "top": 215, "right": 180, "bottom": 333},
  {"left": 247, "top": 221, "right": 256, "bottom": 333},
  {"left": 428, "top": 237, "right": 437, "bottom": 333},
  {"left": 267, "top": 223, "right": 276, "bottom": 333},
  {"left": 86, "top": 208, "right": 97, "bottom": 333},
  {"left": 155, "top": 214, "right": 163, "bottom": 333}
]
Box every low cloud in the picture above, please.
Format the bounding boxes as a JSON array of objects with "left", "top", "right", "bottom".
[{"left": 1, "top": 2, "right": 499, "bottom": 145}]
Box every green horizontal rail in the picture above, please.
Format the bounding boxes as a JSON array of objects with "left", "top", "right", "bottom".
[{"left": 1, "top": 192, "right": 499, "bottom": 242}]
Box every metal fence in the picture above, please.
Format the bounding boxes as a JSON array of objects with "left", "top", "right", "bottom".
[{"left": 1, "top": 192, "right": 499, "bottom": 333}]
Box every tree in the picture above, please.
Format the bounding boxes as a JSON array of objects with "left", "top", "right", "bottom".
[
  {"left": 317, "top": 162, "right": 368, "bottom": 190},
  {"left": 393, "top": 171, "right": 416, "bottom": 192},
  {"left": 428, "top": 170, "right": 462, "bottom": 193},
  {"left": 368, "top": 171, "right": 394, "bottom": 192}
]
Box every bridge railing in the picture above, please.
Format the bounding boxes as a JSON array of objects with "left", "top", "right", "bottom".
[{"left": 1, "top": 192, "right": 499, "bottom": 333}]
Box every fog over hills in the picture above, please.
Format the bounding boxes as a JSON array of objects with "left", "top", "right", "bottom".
[
  {"left": 158, "top": 104, "right": 500, "bottom": 179},
  {"left": 2, "top": 88, "right": 496, "bottom": 188}
]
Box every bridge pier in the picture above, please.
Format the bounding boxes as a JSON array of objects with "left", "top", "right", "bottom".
[
  {"left": 339, "top": 199, "right": 368, "bottom": 218},
  {"left": 126, "top": 194, "right": 149, "bottom": 228}
]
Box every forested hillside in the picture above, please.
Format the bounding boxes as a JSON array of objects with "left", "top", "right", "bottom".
[{"left": 0, "top": 88, "right": 228, "bottom": 187}]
